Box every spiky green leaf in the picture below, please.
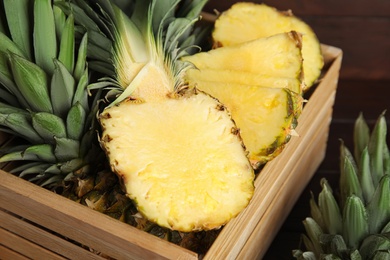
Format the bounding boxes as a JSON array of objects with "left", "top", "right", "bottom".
[
  {"left": 368, "top": 112, "right": 387, "bottom": 185},
  {"left": 32, "top": 112, "right": 67, "bottom": 142},
  {"left": 354, "top": 113, "right": 370, "bottom": 165},
  {"left": 66, "top": 102, "right": 86, "bottom": 140},
  {"left": 342, "top": 195, "right": 369, "bottom": 249},
  {"left": 8, "top": 52, "right": 52, "bottom": 112},
  {"left": 34, "top": 0, "right": 57, "bottom": 74},
  {"left": 58, "top": 13, "right": 75, "bottom": 72},
  {"left": 366, "top": 175, "right": 390, "bottom": 234},
  {"left": 319, "top": 179, "right": 342, "bottom": 234},
  {"left": 4, "top": 0, "right": 32, "bottom": 60},
  {"left": 50, "top": 59, "right": 75, "bottom": 118}
]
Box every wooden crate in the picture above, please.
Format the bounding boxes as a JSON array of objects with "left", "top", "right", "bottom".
[{"left": 0, "top": 44, "right": 342, "bottom": 259}]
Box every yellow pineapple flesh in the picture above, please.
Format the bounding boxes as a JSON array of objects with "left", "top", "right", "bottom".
[
  {"left": 100, "top": 88, "right": 254, "bottom": 232},
  {"left": 185, "top": 69, "right": 302, "bottom": 94},
  {"left": 183, "top": 31, "right": 304, "bottom": 166},
  {"left": 184, "top": 31, "right": 303, "bottom": 86},
  {"left": 187, "top": 81, "right": 303, "bottom": 166},
  {"left": 212, "top": 2, "right": 323, "bottom": 90}
]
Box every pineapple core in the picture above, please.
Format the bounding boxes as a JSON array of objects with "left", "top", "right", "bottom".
[{"left": 100, "top": 91, "right": 254, "bottom": 232}]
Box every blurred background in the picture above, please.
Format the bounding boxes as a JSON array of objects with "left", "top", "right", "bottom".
[{"left": 204, "top": 1, "right": 390, "bottom": 258}]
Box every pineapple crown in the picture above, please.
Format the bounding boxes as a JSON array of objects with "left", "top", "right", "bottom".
[
  {"left": 0, "top": 0, "right": 103, "bottom": 188},
  {"left": 293, "top": 111, "right": 390, "bottom": 260},
  {"left": 57, "top": 0, "right": 209, "bottom": 105}
]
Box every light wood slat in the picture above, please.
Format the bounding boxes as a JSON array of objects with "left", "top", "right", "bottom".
[
  {"left": 204, "top": 46, "right": 342, "bottom": 259},
  {"left": 0, "top": 227, "right": 64, "bottom": 260},
  {"left": 0, "top": 209, "right": 105, "bottom": 260},
  {"left": 0, "top": 245, "right": 30, "bottom": 260},
  {"left": 0, "top": 171, "right": 197, "bottom": 259}
]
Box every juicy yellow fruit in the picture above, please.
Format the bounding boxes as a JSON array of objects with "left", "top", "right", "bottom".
[
  {"left": 212, "top": 2, "right": 323, "bottom": 90},
  {"left": 187, "top": 81, "right": 303, "bottom": 166},
  {"left": 185, "top": 69, "right": 302, "bottom": 94},
  {"left": 99, "top": 90, "right": 254, "bottom": 232},
  {"left": 184, "top": 31, "right": 303, "bottom": 84},
  {"left": 183, "top": 32, "right": 304, "bottom": 166}
]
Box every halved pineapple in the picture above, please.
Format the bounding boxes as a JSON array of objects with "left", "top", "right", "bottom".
[
  {"left": 212, "top": 2, "right": 323, "bottom": 90},
  {"left": 100, "top": 88, "right": 254, "bottom": 232},
  {"left": 66, "top": 0, "right": 255, "bottom": 232}
]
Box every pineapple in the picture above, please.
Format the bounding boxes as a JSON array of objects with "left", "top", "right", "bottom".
[
  {"left": 184, "top": 31, "right": 304, "bottom": 91},
  {"left": 211, "top": 2, "right": 324, "bottom": 90},
  {"left": 61, "top": 0, "right": 255, "bottom": 232},
  {"left": 0, "top": 0, "right": 104, "bottom": 189},
  {"left": 293, "top": 112, "right": 390, "bottom": 259},
  {"left": 183, "top": 31, "right": 304, "bottom": 166}
]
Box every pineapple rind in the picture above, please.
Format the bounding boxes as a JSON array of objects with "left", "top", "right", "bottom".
[
  {"left": 99, "top": 90, "right": 255, "bottom": 232},
  {"left": 212, "top": 2, "right": 323, "bottom": 90}
]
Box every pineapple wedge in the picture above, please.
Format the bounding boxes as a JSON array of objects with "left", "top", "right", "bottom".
[
  {"left": 212, "top": 2, "right": 323, "bottom": 90},
  {"left": 185, "top": 69, "right": 302, "bottom": 94},
  {"left": 186, "top": 81, "right": 303, "bottom": 166},
  {"left": 184, "top": 31, "right": 303, "bottom": 85}
]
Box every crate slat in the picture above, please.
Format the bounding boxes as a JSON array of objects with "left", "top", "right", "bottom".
[
  {"left": 0, "top": 209, "right": 106, "bottom": 259},
  {"left": 0, "top": 227, "right": 65, "bottom": 260},
  {"left": 0, "top": 171, "right": 198, "bottom": 259},
  {"left": 0, "top": 245, "right": 30, "bottom": 260}
]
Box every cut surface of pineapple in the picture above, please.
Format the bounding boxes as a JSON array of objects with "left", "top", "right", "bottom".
[
  {"left": 189, "top": 81, "right": 303, "bottom": 165},
  {"left": 183, "top": 31, "right": 303, "bottom": 86},
  {"left": 212, "top": 2, "right": 323, "bottom": 90},
  {"left": 185, "top": 69, "right": 302, "bottom": 94},
  {"left": 100, "top": 90, "right": 254, "bottom": 232}
]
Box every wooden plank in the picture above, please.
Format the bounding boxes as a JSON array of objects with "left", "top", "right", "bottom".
[
  {"left": 204, "top": 0, "right": 390, "bottom": 16},
  {"left": 0, "top": 171, "right": 198, "bottom": 260},
  {"left": 0, "top": 209, "right": 105, "bottom": 260},
  {"left": 0, "top": 227, "right": 64, "bottom": 260},
  {"left": 0, "top": 245, "right": 30, "bottom": 260}
]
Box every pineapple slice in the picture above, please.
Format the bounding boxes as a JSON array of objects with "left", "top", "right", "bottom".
[
  {"left": 184, "top": 31, "right": 303, "bottom": 83},
  {"left": 183, "top": 31, "right": 304, "bottom": 166},
  {"left": 100, "top": 89, "right": 254, "bottom": 232},
  {"left": 186, "top": 81, "right": 303, "bottom": 166},
  {"left": 185, "top": 69, "right": 302, "bottom": 94},
  {"left": 212, "top": 2, "right": 323, "bottom": 90}
]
